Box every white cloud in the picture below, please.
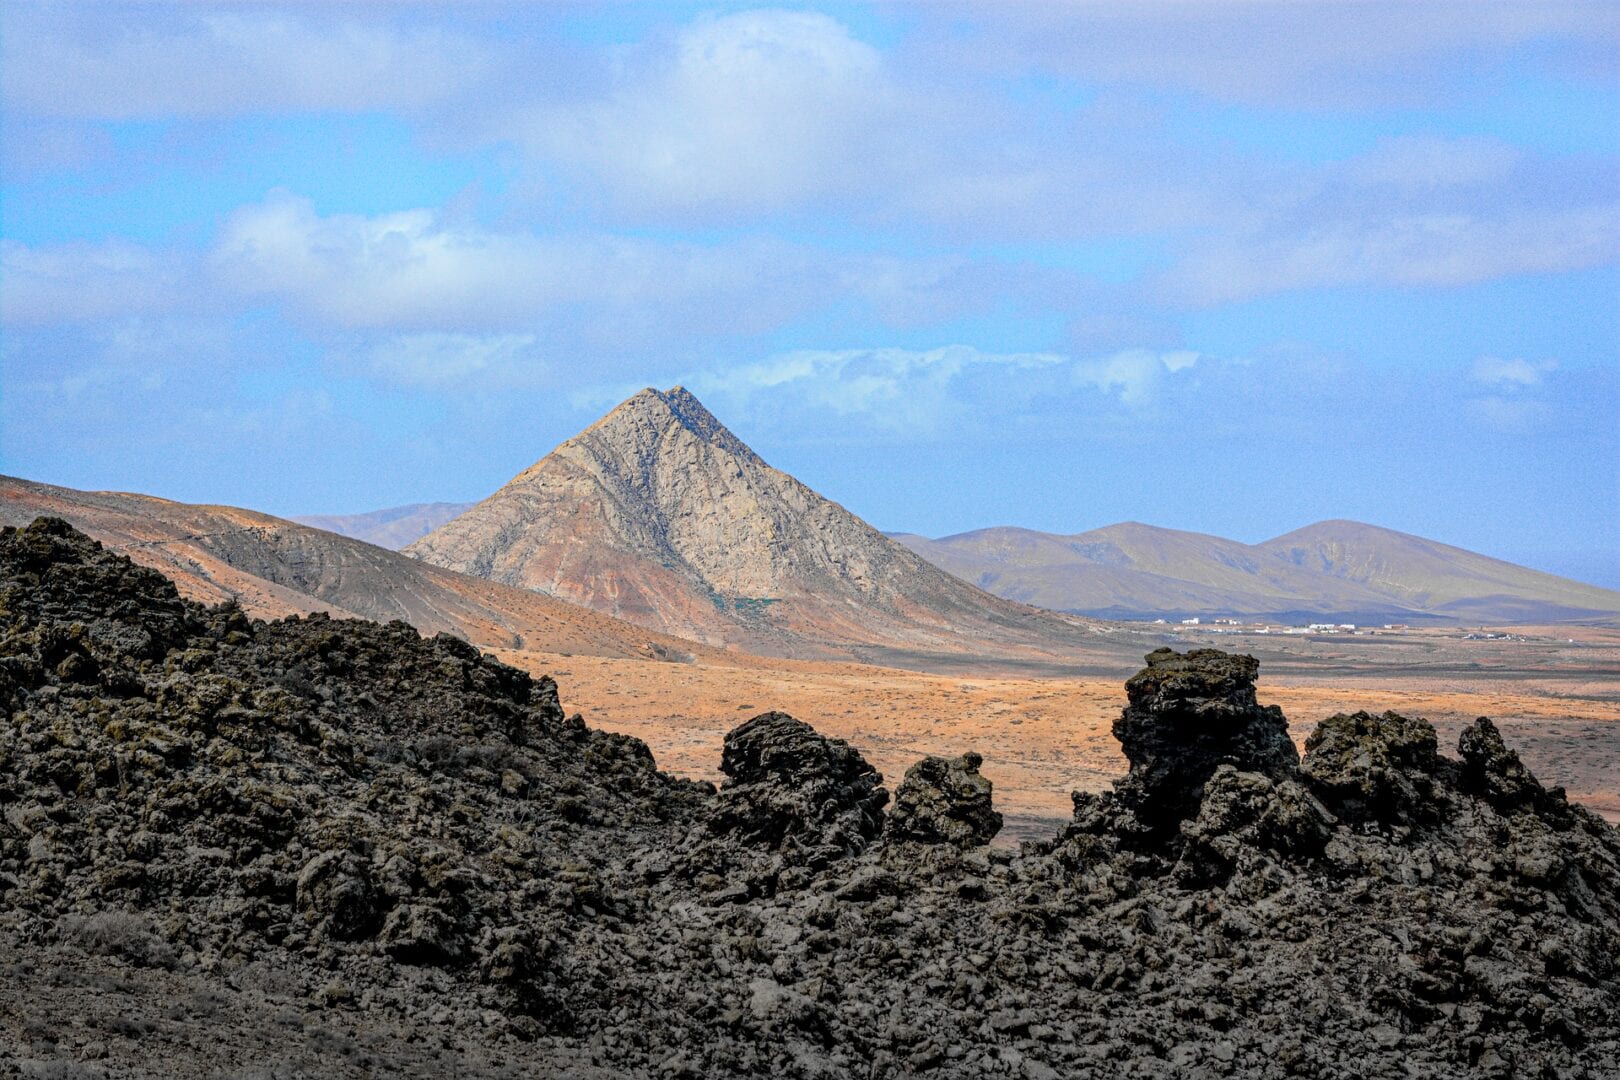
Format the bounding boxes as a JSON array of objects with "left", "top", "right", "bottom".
[
  {"left": 209, "top": 191, "right": 994, "bottom": 340},
  {"left": 212, "top": 192, "right": 511, "bottom": 327},
  {"left": 1073, "top": 349, "right": 1201, "bottom": 406},
  {"left": 368, "top": 333, "right": 539, "bottom": 387},
  {"left": 1, "top": 9, "right": 495, "bottom": 118},
  {"left": 693, "top": 345, "right": 1065, "bottom": 433},
  {"left": 0, "top": 239, "right": 188, "bottom": 324},
  {"left": 510, "top": 9, "right": 1235, "bottom": 241},
  {"left": 3, "top": 190, "right": 1016, "bottom": 352},
  {"left": 1473, "top": 356, "right": 1556, "bottom": 388},
  {"left": 521, "top": 9, "right": 934, "bottom": 219}
]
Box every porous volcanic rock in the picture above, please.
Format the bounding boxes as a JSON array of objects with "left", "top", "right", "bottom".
[
  {"left": 1113, "top": 646, "right": 1298, "bottom": 828},
  {"left": 1175, "top": 765, "right": 1335, "bottom": 885},
  {"left": 1459, "top": 714, "right": 1566, "bottom": 817},
  {"left": 707, "top": 710, "right": 888, "bottom": 857},
  {"left": 1303, "top": 709, "right": 1442, "bottom": 825},
  {"left": 886, "top": 751, "right": 1002, "bottom": 847},
  {"left": 3, "top": 520, "right": 1618, "bottom": 1080}
]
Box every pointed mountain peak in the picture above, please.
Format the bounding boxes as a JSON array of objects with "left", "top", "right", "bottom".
[
  {"left": 406, "top": 384, "right": 1096, "bottom": 657},
  {"left": 578, "top": 385, "right": 760, "bottom": 464},
  {"left": 651, "top": 385, "right": 736, "bottom": 445}
]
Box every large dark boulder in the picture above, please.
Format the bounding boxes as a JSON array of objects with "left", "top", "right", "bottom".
[
  {"left": 1112, "top": 648, "right": 1298, "bottom": 828},
  {"left": 886, "top": 752, "right": 1002, "bottom": 848},
  {"left": 707, "top": 711, "right": 888, "bottom": 857},
  {"left": 1302, "top": 710, "right": 1440, "bottom": 825}
]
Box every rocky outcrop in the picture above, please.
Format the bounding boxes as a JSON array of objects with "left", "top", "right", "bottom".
[
  {"left": 3, "top": 522, "right": 1618, "bottom": 1080},
  {"left": 1459, "top": 714, "right": 1566, "bottom": 816},
  {"left": 707, "top": 711, "right": 888, "bottom": 857},
  {"left": 886, "top": 752, "right": 1002, "bottom": 847},
  {"left": 0, "top": 517, "right": 709, "bottom": 1048},
  {"left": 1112, "top": 647, "right": 1299, "bottom": 829},
  {"left": 1303, "top": 709, "right": 1441, "bottom": 825}
]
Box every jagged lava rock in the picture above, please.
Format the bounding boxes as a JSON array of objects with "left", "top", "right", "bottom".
[
  {"left": 1459, "top": 714, "right": 1567, "bottom": 817},
  {"left": 886, "top": 751, "right": 1002, "bottom": 847},
  {"left": 1302, "top": 709, "right": 1440, "bottom": 825},
  {"left": 1113, "top": 647, "right": 1298, "bottom": 826},
  {"left": 4, "top": 520, "right": 1620, "bottom": 1080},
  {"left": 707, "top": 710, "right": 888, "bottom": 855},
  {"left": 1177, "top": 765, "right": 1335, "bottom": 884}
]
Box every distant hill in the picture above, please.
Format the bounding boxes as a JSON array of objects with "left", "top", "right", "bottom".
[
  {"left": 0, "top": 475, "right": 706, "bottom": 663},
  {"left": 406, "top": 387, "right": 1122, "bottom": 665},
  {"left": 294, "top": 502, "right": 473, "bottom": 549},
  {"left": 1260, "top": 520, "right": 1620, "bottom": 623},
  {"left": 894, "top": 520, "right": 1620, "bottom": 625}
]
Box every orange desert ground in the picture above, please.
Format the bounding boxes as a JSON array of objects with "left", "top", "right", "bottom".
[{"left": 492, "top": 622, "right": 1620, "bottom": 841}]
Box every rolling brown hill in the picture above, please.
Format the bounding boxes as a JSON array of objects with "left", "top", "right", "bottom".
[
  {"left": 1261, "top": 519, "right": 1620, "bottom": 622},
  {"left": 294, "top": 501, "right": 474, "bottom": 549},
  {"left": 0, "top": 475, "right": 707, "bottom": 663},
  {"left": 894, "top": 520, "right": 1620, "bottom": 624},
  {"left": 405, "top": 387, "right": 1122, "bottom": 665}
]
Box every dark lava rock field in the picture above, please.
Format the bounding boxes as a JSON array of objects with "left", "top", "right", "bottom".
[{"left": 1, "top": 518, "right": 1617, "bottom": 1078}]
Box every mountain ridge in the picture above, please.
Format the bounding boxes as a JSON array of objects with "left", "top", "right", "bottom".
[
  {"left": 293, "top": 501, "right": 474, "bottom": 549},
  {"left": 0, "top": 474, "right": 712, "bottom": 664},
  {"left": 895, "top": 518, "right": 1620, "bottom": 624},
  {"left": 406, "top": 387, "right": 1117, "bottom": 662}
]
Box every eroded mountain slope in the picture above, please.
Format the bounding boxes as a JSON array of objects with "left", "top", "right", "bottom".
[
  {"left": 294, "top": 502, "right": 475, "bottom": 550},
  {"left": 406, "top": 388, "right": 1115, "bottom": 663},
  {"left": 0, "top": 475, "right": 705, "bottom": 663}
]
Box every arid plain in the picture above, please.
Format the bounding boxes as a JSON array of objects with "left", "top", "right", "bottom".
[
  {"left": 496, "top": 620, "right": 1620, "bottom": 841},
  {"left": 9, "top": 471, "right": 1617, "bottom": 836}
]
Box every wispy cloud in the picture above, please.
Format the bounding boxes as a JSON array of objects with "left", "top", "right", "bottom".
[
  {"left": 1167, "top": 204, "right": 1620, "bottom": 304},
  {"left": 1346, "top": 135, "right": 1521, "bottom": 192},
  {"left": 0, "top": 239, "right": 190, "bottom": 323},
  {"left": 3, "top": 190, "right": 1020, "bottom": 353},
  {"left": 366, "top": 333, "right": 540, "bottom": 387},
  {"left": 1466, "top": 356, "right": 1561, "bottom": 432},
  {"left": 918, "top": 2, "right": 1618, "bottom": 108},
  {"left": 692, "top": 345, "right": 1065, "bottom": 434},
  {"left": 1473, "top": 356, "right": 1557, "bottom": 388},
  {"left": 1, "top": 9, "right": 495, "bottom": 119},
  {"left": 210, "top": 192, "right": 1012, "bottom": 340},
  {"left": 1073, "top": 349, "right": 1201, "bottom": 406}
]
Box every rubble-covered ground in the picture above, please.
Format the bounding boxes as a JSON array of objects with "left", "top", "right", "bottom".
[{"left": 1, "top": 517, "right": 1617, "bottom": 1079}]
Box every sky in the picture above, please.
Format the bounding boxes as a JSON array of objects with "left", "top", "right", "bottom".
[{"left": 2, "top": 2, "right": 1617, "bottom": 587}]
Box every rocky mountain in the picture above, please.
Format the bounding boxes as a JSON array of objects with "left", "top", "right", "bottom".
[
  {"left": 0, "top": 474, "right": 704, "bottom": 663},
  {"left": 4, "top": 518, "right": 1616, "bottom": 1078},
  {"left": 294, "top": 501, "right": 474, "bottom": 549},
  {"left": 895, "top": 519, "right": 1620, "bottom": 625},
  {"left": 406, "top": 387, "right": 1119, "bottom": 665}
]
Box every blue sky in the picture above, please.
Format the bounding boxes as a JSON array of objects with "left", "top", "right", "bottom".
[{"left": 2, "top": 2, "right": 1617, "bottom": 586}]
